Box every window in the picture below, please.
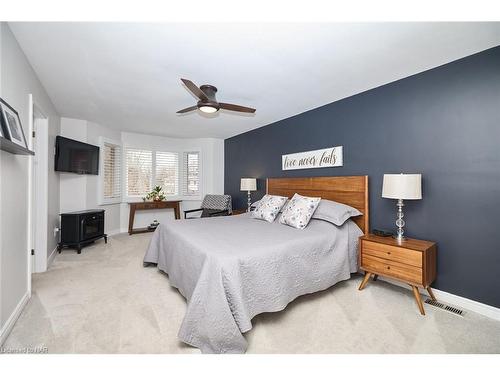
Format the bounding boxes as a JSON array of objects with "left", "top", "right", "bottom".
[
  {"left": 125, "top": 148, "right": 152, "bottom": 197},
  {"left": 182, "top": 151, "right": 200, "bottom": 197},
  {"left": 124, "top": 147, "right": 201, "bottom": 200},
  {"left": 100, "top": 140, "right": 121, "bottom": 204},
  {"left": 155, "top": 151, "right": 179, "bottom": 196}
]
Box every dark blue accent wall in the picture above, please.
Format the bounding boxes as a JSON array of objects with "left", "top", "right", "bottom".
[{"left": 224, "top": 46, "right": 500, "bottom": 308}]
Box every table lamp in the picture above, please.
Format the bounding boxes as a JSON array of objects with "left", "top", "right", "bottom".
[
  {"left": 240, "top": 178, "right": 257, "bottom": 212},
  {"left": 382, "top": 173, "right": 422, "bottom": 241}
]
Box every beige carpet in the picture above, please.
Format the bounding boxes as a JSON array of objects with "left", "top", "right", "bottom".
[{"left": 3, "top": 232, "right": 500, "bottom": 354}]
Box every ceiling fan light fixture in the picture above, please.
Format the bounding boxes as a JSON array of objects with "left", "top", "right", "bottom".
[
  {"left": 178, "top": 78, "right": 255, "bottom": 114},
  {"left": 198, "top": 105, "right": 218, "bottom": 114}
]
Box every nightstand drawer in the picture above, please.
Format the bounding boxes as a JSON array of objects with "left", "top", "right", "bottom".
[
  {"left": 362, "top": 240, "right": 422, "bottom": 267},
  {"left": 361, "top": 254, "right": 423, "bottom": 285}
]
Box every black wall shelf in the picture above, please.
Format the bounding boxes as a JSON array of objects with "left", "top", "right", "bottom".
[{"left": 0, "top": 137, "right": 34, "bottom": 155}]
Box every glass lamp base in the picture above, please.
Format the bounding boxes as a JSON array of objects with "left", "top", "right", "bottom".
[
  {"left": 393, "top": 234, "right": 406, "bottom": 241},
  {"left": 394, "top": 199, "right": 406, "bottom": 241}
]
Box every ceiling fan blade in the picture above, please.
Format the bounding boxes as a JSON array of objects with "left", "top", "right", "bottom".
[
  {"left": 181, "top": 78, "right": 209, "bottom": 101},
  {"left": 219, "top": 102, "right": 256, "bottom": 113},
  {"left": 176, "top": 105, "right": 198, "bottom": 114}
]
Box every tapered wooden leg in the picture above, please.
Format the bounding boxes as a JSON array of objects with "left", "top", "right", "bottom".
[
  {"left": 373, "top": 274, "right": 378, "bottom": 281},
  {"left": 426, "top": 287, "right": 436, "bottom": 301},
  {"left": 128, "top": 206, "right": 136, "bottom": 235},
  {"left": 358, "top": 272, "right": 372, "bottom": 290},
  {"left": 411, "top": 285, "right": 425, "bottom": 315}
]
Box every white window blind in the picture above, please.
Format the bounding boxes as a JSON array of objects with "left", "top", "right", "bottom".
[
  {"left": 155, "top": 151, "right": 179, "bottom": 196},
  {"left": 182, "top": 151, "right": 200, "bottom": 196},
  {"left": 102, "top": 142, "right": 121, "bottom": 203},
  {"left": 126, "top": 148, "right": 152, "bottom": 197}
]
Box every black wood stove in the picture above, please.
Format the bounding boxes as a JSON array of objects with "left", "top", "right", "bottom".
[{"left": 58, "top": 209, "right": 107, "bottom": 254}]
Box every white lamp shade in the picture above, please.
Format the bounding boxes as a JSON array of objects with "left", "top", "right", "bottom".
[
  {"left": 382, "top": 174, "right": 422, "bottom": 200},
  {"left": 240, "top": 178, "right": 257, "bottom": 191}
]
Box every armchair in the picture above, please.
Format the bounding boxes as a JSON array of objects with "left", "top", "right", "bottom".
[{"left": 184, "top": 194, "right": 232, "bottom": 219}]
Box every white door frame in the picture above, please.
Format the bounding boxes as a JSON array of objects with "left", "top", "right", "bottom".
[{"left": 28, "top": 94, "right": 49, "bottom": 283}]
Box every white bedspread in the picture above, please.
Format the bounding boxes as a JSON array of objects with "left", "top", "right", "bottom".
[{"left": 143, "top": 213, "right": 362, "bottom": 353}]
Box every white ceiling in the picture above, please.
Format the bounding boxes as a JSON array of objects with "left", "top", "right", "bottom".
[{"left": 9, "top": 22, "right": 500, "bottom": 139}]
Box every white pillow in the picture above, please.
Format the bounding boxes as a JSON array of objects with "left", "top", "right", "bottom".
[
  {"left": 251, "top": 194, "right": 288, "bottom": 223},
  {"left": 312, "top": 199, "right": 362, "bottom": 226},
  {"left": 279, "top": 193, "right": 321, "bottom": 229}
]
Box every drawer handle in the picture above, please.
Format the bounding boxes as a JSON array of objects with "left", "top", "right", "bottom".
[
  {"left": 387, "top": 251, "right": 391, "bottom": 255},
  {"left": 387, "top": 266, "right": 391, "bottom": 270}
]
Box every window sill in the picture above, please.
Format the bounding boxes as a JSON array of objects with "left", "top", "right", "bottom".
[
  {"left": 99, "top": 199, "right": 122, "bottom": 206},
  {"left": 123, "top": 195, "right": 202, "bottom": 203},
  {"left": 180, "top": 196, "right": 202, "bottom": 201}
]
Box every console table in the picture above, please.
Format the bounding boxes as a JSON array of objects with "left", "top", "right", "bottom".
[{"left": 128, "top": 200, "right": 182, "bottom": 235}]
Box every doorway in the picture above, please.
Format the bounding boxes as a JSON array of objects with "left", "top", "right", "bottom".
[{"left": 28, "top": 95, "right": 49, "bottom": 287}]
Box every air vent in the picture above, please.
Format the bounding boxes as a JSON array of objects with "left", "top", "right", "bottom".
[{"left": 425, "top": 299, "right": 464, "bottom": 316}]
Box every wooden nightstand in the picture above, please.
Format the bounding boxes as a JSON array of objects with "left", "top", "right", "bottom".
[{"left": 358, "top": 234, "right": 437, "bottom": 315}]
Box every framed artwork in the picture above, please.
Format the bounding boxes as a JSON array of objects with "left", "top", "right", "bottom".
[{"left": 0, "top": 97, "right": 28, "bottom": 149}]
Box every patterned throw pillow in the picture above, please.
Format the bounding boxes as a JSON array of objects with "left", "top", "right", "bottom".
[
  {"left": 251, "top": 194, "right": 288, "bottom": 222},
  {"left": 251, "top": 198, "right": 289, "bottom": 212},
  {"left": 279, "top": 193, "right": 321, "bottom": 229}
]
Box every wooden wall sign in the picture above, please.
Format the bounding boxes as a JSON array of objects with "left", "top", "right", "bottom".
[{"left": 282, "top": 146, "right": 343, "bottom": 171}]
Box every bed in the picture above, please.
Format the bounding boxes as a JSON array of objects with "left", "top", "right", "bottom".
[{"left": 143, "top": 176, "right": 369, "bottom": 353}]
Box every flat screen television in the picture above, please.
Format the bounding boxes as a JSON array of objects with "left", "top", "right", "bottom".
[{"left": 55, "top": 136, "right": 99, "bottom": 175}]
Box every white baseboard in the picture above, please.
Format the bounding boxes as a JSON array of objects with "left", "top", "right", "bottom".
[
  {"left": 0, "top": 292, "right": 30, "bottom": 346},
  {"left": 47, "top": 245, "right": 58, "bottom": 269},
  {"left": 108, "top": 228, "right": 127, "bottom": 237},
  {"left": 376, "top": 275, "right": 500, "bottom": 321}
]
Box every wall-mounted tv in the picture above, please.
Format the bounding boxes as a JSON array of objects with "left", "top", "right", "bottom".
[{"left": 55, "top": 136, "right": 99, "bottom": 175}]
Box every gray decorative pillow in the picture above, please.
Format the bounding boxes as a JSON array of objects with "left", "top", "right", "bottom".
[
  {"left": 279, "top": 193, "right": 321, "bottom": 229},
  {"left": 312, "top": 198, "right": 362, "bottom": 226},
  {"left": 251, "top": 194, "right": 288, "bottom": 222}
]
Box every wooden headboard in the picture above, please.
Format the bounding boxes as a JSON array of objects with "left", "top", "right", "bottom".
[{"left": 266, "top": 176, "right": 369, "bottom": 234}]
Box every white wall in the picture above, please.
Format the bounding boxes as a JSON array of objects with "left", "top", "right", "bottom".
[
  {"left": 0, "top": 23, "right": 60, "bottom": 341},
  {"left": 59, "top": 118, "right": 122, "bottom": 235},
  {"left": 59, "top": 117, "right": 87, "bottom": 213}
]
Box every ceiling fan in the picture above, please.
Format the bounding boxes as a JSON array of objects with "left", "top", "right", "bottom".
[{"left": 177, "top": 78, "right": 256, "bottom": 114}]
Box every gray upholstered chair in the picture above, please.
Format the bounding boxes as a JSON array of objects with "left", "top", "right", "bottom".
[{"left": 184, "top": 194, "right": 232, "bottom": 219}]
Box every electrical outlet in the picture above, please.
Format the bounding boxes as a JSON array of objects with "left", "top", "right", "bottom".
[{"left": 54, "top": 227, "right": 60, "bottom": 237}]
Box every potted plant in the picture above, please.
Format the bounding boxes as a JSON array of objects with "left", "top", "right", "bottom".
[{"left": 144, "top": 185, "right": 166, "bottom": 202}]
